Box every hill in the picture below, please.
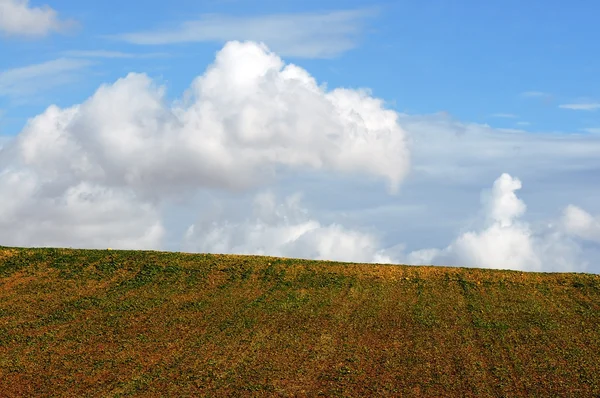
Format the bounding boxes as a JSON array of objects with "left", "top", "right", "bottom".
[{"left": 1, "top": 246, "right": 599, "bottom": 397}]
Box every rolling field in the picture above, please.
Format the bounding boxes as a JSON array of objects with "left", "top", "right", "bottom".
[{"left": 1, "top": 246, "right": 599, "bottom": 397}]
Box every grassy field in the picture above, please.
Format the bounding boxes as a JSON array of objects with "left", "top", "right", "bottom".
[{"left": 0, "top": 246, "right": 599, "bottom": 397}]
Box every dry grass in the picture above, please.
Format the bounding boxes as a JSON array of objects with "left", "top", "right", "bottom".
[{"left": 1, "top": 246, "right": 599, "bottom": 397}]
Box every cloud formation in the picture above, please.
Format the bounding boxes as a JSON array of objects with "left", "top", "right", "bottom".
[
  {"left": 0, "top": 58, "right": 91, "bottom": 98},
  {"left": 559, "top": 103, "right": 600, "bottom": 111},
  {"left": 0, "top": 170, "right": 164, "bottom": 249},
  {"left": 0, "top": 40, "right": 409, "bottom": 248},
  {"left": 13, "top": 41, "right": 408, "bottom": 194},
  {"left": 0, "top": 0, "right": 74, "bottom": 37},
  {"left": 407, "top": 174, "right": 587, "bottom": 272},
  {"left": 562, "top": 205, "right": 600, "bottom": 243},
  {"left": 112, "top": 9, "right": 377, "bottom": 58},
  {"left": 0, "top": 40, "right": 598, "bottom": 272},
  {"left": 180, "top": 173, "right": 595, "bottom": 272},
  {"left": 183, "top": 192, "right": 395, "bottom": 263},
  {"left": 399, "top": 112, "right": 600, "bottom": 186}
]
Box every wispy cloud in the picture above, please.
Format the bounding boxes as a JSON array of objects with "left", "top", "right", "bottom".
[
  {"left": 582, "top": 128, "right": 600, "bottom": 134},
  {"left": 109, "top": 9, "right": 378, "bottom": 58},
  {"left": 491, "top": 113, "right": 517, "bottom": 118},
  {"left": 521, "top": 91, "right": 550, "bottom": 98},
  {"left": 516, "top": 121, "right": 531, "bottom": 126},
  {"left": 62, "top": 50, "right": 169, "bottom": 59},
  {"left": 0, "top": 58, "right": 91, "bottom": 99},
  {"left": 559, "top": 103, "right": 600, "bottom": 111},
  {"left": 0, "top": 0, "right": 76, "bottom": 37},
  {"left": 520, "top": 91, "right": 553, "bottom": 105}
]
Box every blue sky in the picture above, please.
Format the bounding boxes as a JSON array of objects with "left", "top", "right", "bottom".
[
  {"left": 1, "top": 0, "right": 600, "bottom": 273},
  {"left": 2, "top": 0, "right": 600, "bottom": 135}
]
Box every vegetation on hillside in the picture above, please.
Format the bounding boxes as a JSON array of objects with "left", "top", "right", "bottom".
[{"left": 1, "top": 246, "right": 599, "bottom": 397}]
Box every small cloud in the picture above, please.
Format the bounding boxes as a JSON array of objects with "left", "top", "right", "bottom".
[
  {"left": 562, "top": 205, "right": 600, "bottom": 243},
  {"left": 491, "top": 113, "right": 517, "bottom": 118},
  {"left": 0, "top": 58, "right": 91, "bottom": 99},
  {"left": 0, "top": 0, "right": 76, "bottom": 37},
  {"left": 516, "top": 121, "right": 531, "bottom": 126},
  {"left": 407, "top": 174, "right": 587, "bottom": 272},
  {"left": 520, "top": 91, "right": 554, "bottom": 105},
  {"left": 63, "top": 50, "right": 169, "bottom": 59},
  {"left": 497, "top": 128, "right": 524, "bottom": 133},
  {"left": 559, "top": 103, "right": 600, "bottom": 111},
  {"left": 109, "top": 8, "right": 379, "bottom": 58},
  {"left": 521, "top": 91, "right": 550, "bottom": 98}
]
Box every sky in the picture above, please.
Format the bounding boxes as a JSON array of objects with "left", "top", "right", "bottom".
[{"left": 1, "top": 0, "right": 599, "bottom": 273}]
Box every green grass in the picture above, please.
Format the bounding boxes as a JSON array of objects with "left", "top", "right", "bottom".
[{"left": 0, "top": 246, "right": 599, "bottom": 397}]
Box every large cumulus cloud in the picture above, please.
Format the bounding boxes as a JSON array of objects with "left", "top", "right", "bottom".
[
  {"left": 10, "top": 41, "right": 409, "bottom": 196},
  {"left": 0, "top": 40, "right": 409, "bottom": 249}
]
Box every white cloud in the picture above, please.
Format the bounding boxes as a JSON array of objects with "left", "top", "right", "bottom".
[
  {"left": 516, "top": 121, "right": 531, "bottom": 126},
  {"left": 582, "top": 128, "right": 600, "bottom": 134},
  {"left": 0, "top": 0, "right": 74, "bottom": 37},
  {"left": 181, "top": 172, "right": 595, "bottom": 273},
  {"left": 360, "top": 111, "right": 600, "bottom": 273},
  {"left": 407, "top": 174, "right": 588, "bottom": 272},
  {"left": 9, "top": 41, "right": 408, "bottom": 195},
  {"left": 521, "top": 91, "right": 550, "bottom": 98},
  {"left": 562, "top": 205, "right": 600, "bottom": 243},
  {"left": 483, "top": 173, "right": 526, "bottom": 227},
  {"left": 0, "top": 170, "right": 164, "bottom": 249},
  {"left": 183, "top": 191, "right": 395, "bottom": 263},
  {"left": 559, "top": 103, "right": 600, "bottom": 111},
  {"left": 62, "top": 50, "right": 169, "bottom": 59},
  {"left": 400, "top": 112, "right": 600, "bottom": 186},
  {"left": 0, "top": 40, "right": 409, "bottom": 249},
  {"left": 491, "top": 113, "right": 517, "bottom": 118},
  {"left": 0, "top": 58, "right": 91, "bottom": 98},
  {"left": 520, "top": 91, "right": 553, "bottom": 104},
  {"left": 112, "top": 9, "right": 378, "bottom": 58}
]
